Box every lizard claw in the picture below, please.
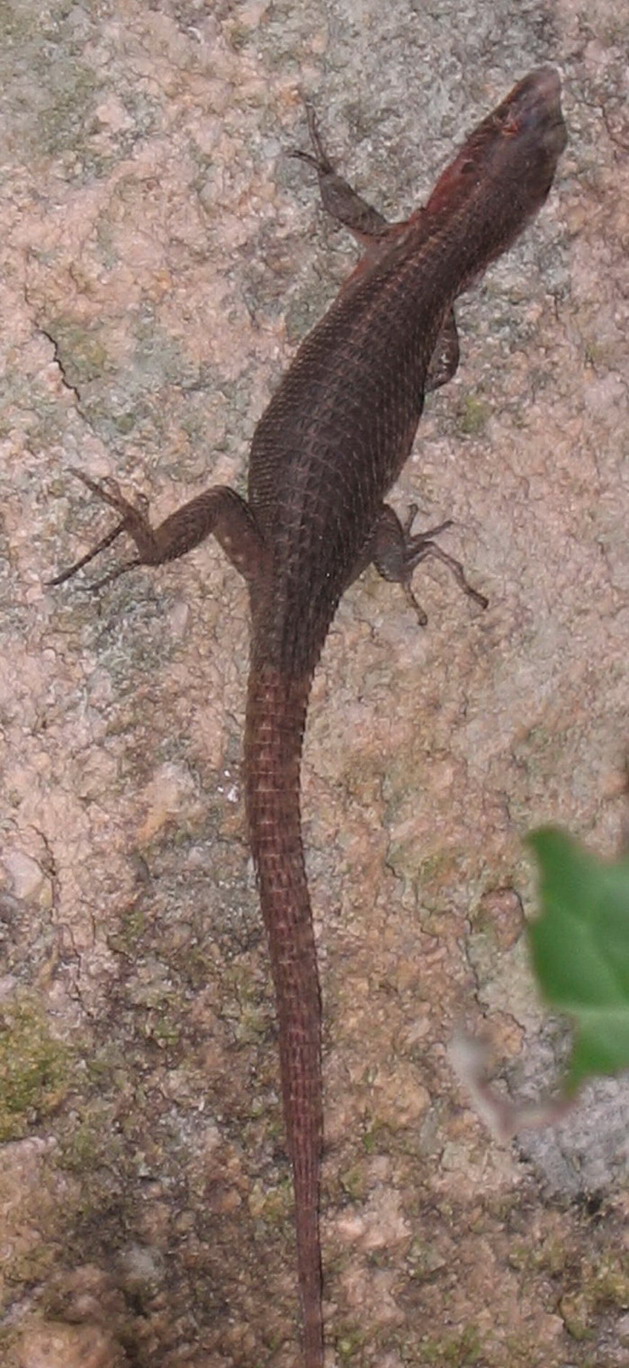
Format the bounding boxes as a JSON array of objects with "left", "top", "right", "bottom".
[
  {"left": 289, "top": 103, "right": 334, "bottom": 177},
  {"left": 66, "top": 468, "right": 149, "bottom": 519}
]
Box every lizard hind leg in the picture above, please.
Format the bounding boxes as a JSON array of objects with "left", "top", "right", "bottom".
[
  {"left": 368, "top": 502, "right": 488, "bottom": 626},
  {"left": 49, "top": 468, "right": 266, "bottom": 591}
]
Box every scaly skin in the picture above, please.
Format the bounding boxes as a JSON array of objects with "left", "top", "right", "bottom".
[{"left": 53, "top": 67, "right": 567, "bottom": 1368}]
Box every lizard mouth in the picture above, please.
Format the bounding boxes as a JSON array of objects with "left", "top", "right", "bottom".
[{"left": 503, "top": 65, "right": 568, "bottom": 158}]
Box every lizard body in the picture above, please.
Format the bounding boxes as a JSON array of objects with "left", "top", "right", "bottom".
[{"left": 53, "top": 67, "right": 567, "bottom": 1367}]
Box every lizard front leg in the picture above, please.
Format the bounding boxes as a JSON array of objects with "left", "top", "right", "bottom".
[
  {"left": 49, "top": 469, "right": 266, "bottom": 589},
  {"left": 292, "top": 107, "right": 460, "bottom": 391},
  {"left": 291, "top": 103, "right": 390, "bottom": 241}
]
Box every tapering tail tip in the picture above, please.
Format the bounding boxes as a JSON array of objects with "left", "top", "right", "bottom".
[{"left": 303, "top": 1323, "right": 324, "bottom": 1368}]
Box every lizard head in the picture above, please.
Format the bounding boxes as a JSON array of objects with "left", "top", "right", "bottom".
[{"left": 425, "top": 67, "right": 567, "bottom": 258}]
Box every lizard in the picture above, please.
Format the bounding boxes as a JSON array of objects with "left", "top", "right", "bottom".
[{"left": 51, "top": 67, "right": 567, "bottom": 1368}]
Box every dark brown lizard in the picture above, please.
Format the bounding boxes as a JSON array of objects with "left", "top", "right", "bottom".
[{"left": 52, "top": 67, "right": 567, "bottom": 1367}]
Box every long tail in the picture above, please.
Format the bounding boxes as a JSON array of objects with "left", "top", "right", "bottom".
[{"left": 244, "top": 660, "right": 324, "bottom": 1368}]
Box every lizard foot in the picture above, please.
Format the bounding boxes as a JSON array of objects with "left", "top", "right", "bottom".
[{"left": 48, "top": 469, "right": 149, "bottom": 589}]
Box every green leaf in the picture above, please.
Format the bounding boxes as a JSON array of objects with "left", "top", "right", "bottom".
[{"left": 527, "top": 826, "right": 629, "bottom": 1091}]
